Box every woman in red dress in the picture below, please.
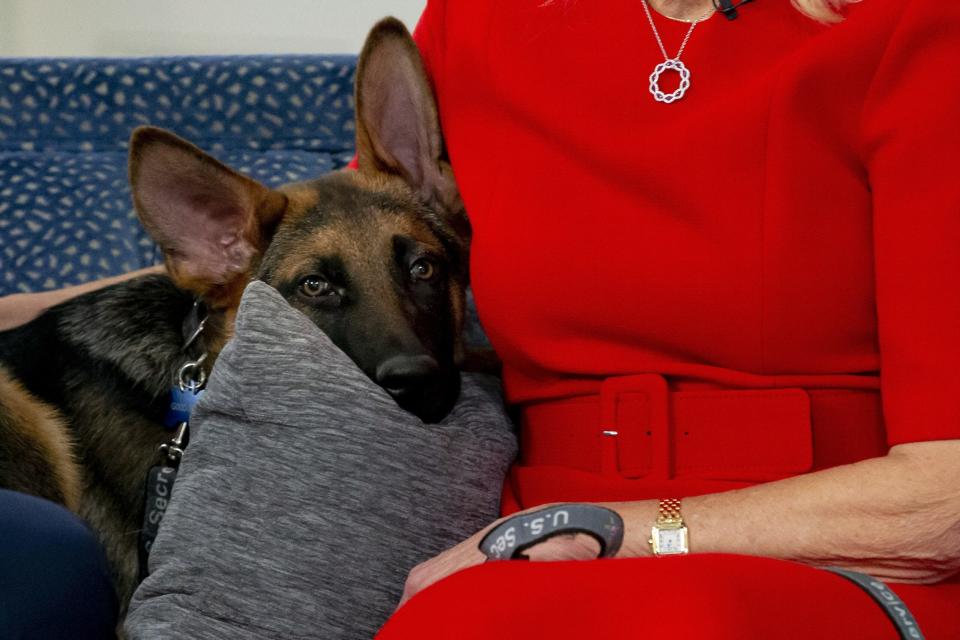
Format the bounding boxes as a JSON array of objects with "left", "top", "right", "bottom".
[
  {"left": 376, "top": 0, "right": 960, "bottom": 636},
  {"left": 2, "top": 1, "right": 957, "bottom": 636}
]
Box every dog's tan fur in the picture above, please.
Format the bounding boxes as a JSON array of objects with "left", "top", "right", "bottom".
[
  {"left": 0, "top": 368, "right": 81, "bottom": 510},
  {"left": 0, "top": 18, "right": 472, "bottom": 623}
]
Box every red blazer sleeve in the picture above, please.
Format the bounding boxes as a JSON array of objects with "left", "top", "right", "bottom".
[
  {"left": 347, "top": 1, "right": 446, "bottom": 170},
  {"left": 861, "top": 0, "right": 960, "bottom": 445}
]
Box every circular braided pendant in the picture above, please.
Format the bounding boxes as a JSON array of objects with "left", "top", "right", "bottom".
[{"left": 648, "top": 59, "right": 691, "bottom": 104}]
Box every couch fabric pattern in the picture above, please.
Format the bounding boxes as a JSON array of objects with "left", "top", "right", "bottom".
[{"left": 0, "top": 56, "right": 357, "bottom": 295}]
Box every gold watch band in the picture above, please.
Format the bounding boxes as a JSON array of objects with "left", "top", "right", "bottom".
[
  {"left": 649, "top": 497, "right": 689, "bottom": 556},
  {"left": 656, "top": 498, "right": 684, "bottom": 525}
]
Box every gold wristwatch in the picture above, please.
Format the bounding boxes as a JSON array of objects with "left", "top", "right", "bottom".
[{"left": 648, "top": 498, "right": 689, "bottom": 556}]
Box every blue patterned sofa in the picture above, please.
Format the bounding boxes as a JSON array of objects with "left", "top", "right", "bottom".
[{"left": 0, "top": 55, "right": 357, "bottom": 296}]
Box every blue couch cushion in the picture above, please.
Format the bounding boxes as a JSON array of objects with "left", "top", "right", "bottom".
[{"left": 0, "top": 56, "right": 357, "bottom": 295}]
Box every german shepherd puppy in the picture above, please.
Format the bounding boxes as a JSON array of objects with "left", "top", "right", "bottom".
[{"left": 0, "top": 18, "right": 467, "bottom": 612}]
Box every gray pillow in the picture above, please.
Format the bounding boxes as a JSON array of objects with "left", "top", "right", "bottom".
[{"left": 125, "top": 281, "right": 517, "bottom": 639}]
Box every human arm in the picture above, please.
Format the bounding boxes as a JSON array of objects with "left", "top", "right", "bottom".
[
  {"left": 399, "top": 440, "right": 960, "bottom": 606},
  {"left": 624, "top": 440, "right": 960, "bottom": 582},
  {"left": 0, "top": 265, "right": 164, "bottom": 330}
]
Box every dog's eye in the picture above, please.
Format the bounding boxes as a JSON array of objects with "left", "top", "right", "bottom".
[
  {"left": 410, "top": 258, "right": 438, "bottom": 281},
  {"left": 299, "top": 276, "right": 332, "bottom": 297}
]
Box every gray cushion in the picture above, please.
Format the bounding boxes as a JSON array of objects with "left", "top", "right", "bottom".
[{"left": 125, "top": 280, "right": 516, "bottom": 639}]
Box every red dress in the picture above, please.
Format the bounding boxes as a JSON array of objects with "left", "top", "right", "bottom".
[{"left": 379, "top": 0, "right": 960, "bottom": 636}]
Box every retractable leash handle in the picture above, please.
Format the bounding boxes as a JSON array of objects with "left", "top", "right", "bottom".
[{"left": 479, "top": 504, "right": 625, "bottom": 561}]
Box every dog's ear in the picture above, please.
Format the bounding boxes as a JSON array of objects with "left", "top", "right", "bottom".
[
  {"left": 355, "top": 18, "right": 467, "bottom": 239},
  {"left": 129, "top": 126, "right": 287, "bottom": 308}
]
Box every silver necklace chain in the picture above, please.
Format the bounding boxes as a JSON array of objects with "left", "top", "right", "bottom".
[{"left": 641, "top": 1, "right": 715, "bottom": 103}]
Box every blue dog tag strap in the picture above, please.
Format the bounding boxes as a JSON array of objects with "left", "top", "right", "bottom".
[
  {"left": 479, "top": 503, "right": 624, "bottom": 561},
  {"left": 826, "top": 568, "right": 925, "bottom": 639},
  {"left": 163, "top": 386, "right": 204, "bottom": 429}
]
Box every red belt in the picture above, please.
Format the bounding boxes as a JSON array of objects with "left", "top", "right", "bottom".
[{"left": 518, "top": 374, "right": 888, "bottom": 484}]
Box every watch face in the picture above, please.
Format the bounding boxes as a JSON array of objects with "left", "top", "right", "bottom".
[{"left": 654, "top": 527, "right": 688, "bottom": 555}]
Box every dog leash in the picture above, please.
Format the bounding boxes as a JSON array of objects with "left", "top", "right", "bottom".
[
  {"left": 138, "top": 300, "right": 208, "bottom": 582},
  {"left": 478, "top": 508, "right": 923, "bottom": 639},
  {"left": 479, "top": 504, "right": 625, "bottom": 561},
  {"left": 825, "top": 568, "right": 925, "bottom": 639}
]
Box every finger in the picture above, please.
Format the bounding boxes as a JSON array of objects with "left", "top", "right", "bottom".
[
  {"left": 521, "top": 533, "right": 601, "bottom": 562},
  {"left": 397, "top": 546, "right": 486, "bottom": 608}
]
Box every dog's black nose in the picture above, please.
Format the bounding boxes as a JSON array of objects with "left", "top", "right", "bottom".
[{"left": 376, "top": 354, "right": 440, "bottom": 393}]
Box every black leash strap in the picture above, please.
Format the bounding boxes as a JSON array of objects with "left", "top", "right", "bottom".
[
  {"left": 138, "top": 419, "right": 190, "bottom": 582},
  {"left": 139, "top": 463, "right": 179, "bottom": 581},
  {"left": 138, "top": 300, "right": 208, "bottom": 582},
  {"left": 826, "top": 568, "right": 925, "bottom": 639},
  {"left": 479, "top": 504, "right": 624, "bottom": 561}
]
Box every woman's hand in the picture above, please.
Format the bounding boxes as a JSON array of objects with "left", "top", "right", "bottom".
[
  {"left": 398, "top": 507, "right": 605, "bottom": 608},
  {"left": 400, "top": 439, "right": 960, "bottom": 610}
]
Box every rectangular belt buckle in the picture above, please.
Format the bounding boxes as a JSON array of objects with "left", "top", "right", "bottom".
[{"left": 599, "top": 374, "right": 670, "bottom": 480}]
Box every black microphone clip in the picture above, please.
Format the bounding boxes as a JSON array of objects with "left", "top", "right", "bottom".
[{"left": 713, "top": 0, "right": 756, "bottom": 21}]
